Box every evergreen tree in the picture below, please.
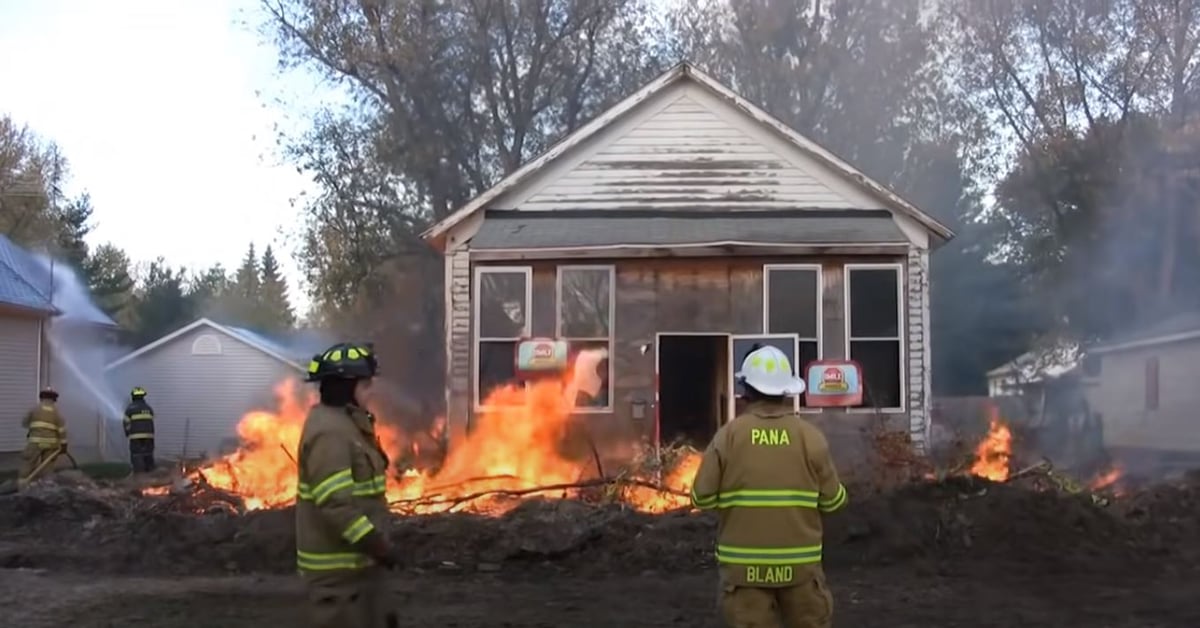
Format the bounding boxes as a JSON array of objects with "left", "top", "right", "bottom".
[{"left": 259, "top": 244, "right": 295, "bottom": 332}]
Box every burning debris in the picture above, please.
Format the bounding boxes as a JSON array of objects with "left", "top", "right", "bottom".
[{"left": 137, "top": 361, "right": 698, "bottom": 516}]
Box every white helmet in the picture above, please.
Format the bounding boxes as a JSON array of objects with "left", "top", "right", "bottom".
[{"left": 736, "top": 345, "right": 806, "bottom": 397}]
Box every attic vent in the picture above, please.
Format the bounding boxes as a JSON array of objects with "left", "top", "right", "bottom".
[{"left": 191, "top": 334, "right": 223, "bottom": 356}]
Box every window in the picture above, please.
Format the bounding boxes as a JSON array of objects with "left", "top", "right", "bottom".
[
  {"left": 1145, "top": 356, "right": 1159, "bottom": 411},
  {"left": 557, "top": 265, "right": 614, "bottom": 411},
  {"left": 764, "top": 265, "right": 821, "bottom": 407},
  {"left": 845, "top": 264, "right": 904, "bottom": 410},
  {"left": 191, "top": 334, "right": 222, "bottom": 355},
  {"left": 474, "top": 266, "right": 531, "bottom": 408}
]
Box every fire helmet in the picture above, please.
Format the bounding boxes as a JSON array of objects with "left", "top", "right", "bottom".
[
  {"left": 131, "top": 386, "right": 148, "bottom": 400},
  {"left": 736, "top": 345, "right": 806, "bottom": 397},
  {"left": 307, "top": 342, "right": 378, "bottom": 382},
  {"left": 39, "top": 387, "right": 59, "bottom": 401}
]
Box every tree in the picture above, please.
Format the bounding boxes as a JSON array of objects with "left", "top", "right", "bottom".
[
  {"left": 947, "top": 0, "right": 1200, "bottom": 340},
  {"left": 258, "top": 244, "right": 295, "bottom": 332},
  {"left": 84, "top": 243, "right": 136, "bottom": 321},
  {"left": 188, "top": 263, "right": 235, "bottom": 319},
  {"left": 127, "top": 259, "right": 194, "bottom": 346},
  {"left": 262, "top": 0, "right": 671, "bottom": 413}
]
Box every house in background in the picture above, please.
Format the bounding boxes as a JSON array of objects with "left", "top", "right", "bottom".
[
  {"left": 986, "top": 342, "right": 1080, "bottom": 398},
  {"left": 0, "top": 233, "right": 119, "bottom": 461},
  {"left": 1084, "top": 312, "right": 1200, "bottom": 472},
  {"left": 104, "top": 318, "right": 326, "bottom": 460},
  {"left": 423, "top": 62, "right": 954, "bottom": 459}
]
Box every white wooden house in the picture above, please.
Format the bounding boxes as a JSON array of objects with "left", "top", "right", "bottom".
[{"left": 421, "top": 62, "right": 954, "bottom": 457}]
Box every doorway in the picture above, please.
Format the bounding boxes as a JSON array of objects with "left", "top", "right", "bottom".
[{"left": 657, "top": 334, "right": 729, "bottom": 447}]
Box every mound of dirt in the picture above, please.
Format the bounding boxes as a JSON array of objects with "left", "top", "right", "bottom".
[{"left": 2, "top": 474, "right": 1196, "bottom": 579}]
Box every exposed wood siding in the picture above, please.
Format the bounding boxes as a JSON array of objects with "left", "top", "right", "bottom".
[
  {"left": 446, "top": 250, "right": 471, "bottom": 429},
  {"left": 906, "top": 249, "right": 930, "bottom": 451},
  {"left": 106, "top": 327, "right": 300, "bottom": 459},
  {"left": 1086, "top": 337, "right": 1200, "bottom": 453},
  {"left": 451, "top": 255, "right": 918, "bottom": 467},
  {"left": 0, "top": 314, "right": 41, "bottom": 451},
  {"left": 516, "top": 89, "right": 875, "bottom": 212}
]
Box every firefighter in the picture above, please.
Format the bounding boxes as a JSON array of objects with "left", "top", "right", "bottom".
[
  {"left": 123, "top": 386, "right": 156, "bottom": 473},
  {"left": 20, "top": 387, "right": 68, "bottom": 481},
  {"left": 691, "top": 345, "right": 849, "bottom": 628},
  {"left": 296, "top": 342, "right": 399, "bottom": 628}
]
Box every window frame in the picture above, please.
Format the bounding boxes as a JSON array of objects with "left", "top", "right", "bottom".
[
  {"left": 762, "top": 263, "right": 824, "bottom": 413},
  {"left": 556, "top": 264, "right": 616, "bottom": 414},
  {"left": 843, "top": 262, "right": 906, "bottom": 413},
  {"left": 473, "top": 265, "right": 533, "bottom": 411}
]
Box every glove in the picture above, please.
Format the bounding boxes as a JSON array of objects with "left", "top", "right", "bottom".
[{"left": 360, "top": 530, "right": 400, "bottom": 569}]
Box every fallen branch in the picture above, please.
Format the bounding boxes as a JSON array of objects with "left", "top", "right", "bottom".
[
  {"left": 388, "top": 477, "right": 688, "bottom": 510},
  {"left": 280, "top": 444, "right": 297, "bottom": 467}
]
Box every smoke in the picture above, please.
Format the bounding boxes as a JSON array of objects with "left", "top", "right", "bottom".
[{"left": 34, "top": 255, "right": 127, "bottom": 442}]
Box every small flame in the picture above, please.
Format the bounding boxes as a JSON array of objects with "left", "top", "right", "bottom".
[
  {"left": 970, "top": 411, "right": 1012, "bottom": 482},
  {"left": 1089, "top": 466, "right": 1123, "bottom": 491}
]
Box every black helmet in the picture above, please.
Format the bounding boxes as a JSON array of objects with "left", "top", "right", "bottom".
[
  {"left": 306, "top": 342, "right": 378, "bottom": 382},
  {"left": 39, "top": 387, "right": 59, "bottom": 401},
  {"left": 131, "top": 386, "right": 148, "bottom": 400}
]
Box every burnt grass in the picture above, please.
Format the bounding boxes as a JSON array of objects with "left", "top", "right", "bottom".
[{"left": 1, "top": 473, "right": 1198, "bottom": 583}]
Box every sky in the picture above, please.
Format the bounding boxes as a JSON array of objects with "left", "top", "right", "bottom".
[{"left": 0, "top": 0, "right": 338, "bottom": 315}]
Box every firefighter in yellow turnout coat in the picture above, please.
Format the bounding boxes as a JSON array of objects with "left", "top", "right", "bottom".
[
  {"left": 692, "top": 345, "right": 849, "bottom": 628},
  {"left": 296, "top": 342, "right": 400, "bottom": 628},
  {"left": 21, "top": 388, "right": 68, "bottom": 480}
]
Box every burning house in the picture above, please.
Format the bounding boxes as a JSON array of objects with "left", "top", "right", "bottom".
[{"left": 422, "top": 62, "right": 954, "bottom": 459}]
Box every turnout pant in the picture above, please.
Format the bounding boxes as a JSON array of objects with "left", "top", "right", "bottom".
[
  {"left": 305, "top": 566, "right": 391, "bottom": 628},
  {"left": 128, "top": 439, "right": 156, "bottom": 473},
  {"left": 19, "top": 444, "right": 58, "bottom": 480},
  {"left": 719, "top": 566, "right": 834, "bottom": 628}
]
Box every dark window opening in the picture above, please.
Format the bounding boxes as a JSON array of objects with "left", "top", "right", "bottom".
[
  {"left": 847, "top": 266, "right": 903, "bottom": 409},
  {"left": 658, "top": 335, "right": 728, "bottom": 447}
]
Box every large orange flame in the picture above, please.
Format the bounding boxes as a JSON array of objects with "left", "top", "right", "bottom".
[{"left": 162, "top": 350, "right": 698, "bottom": 514}]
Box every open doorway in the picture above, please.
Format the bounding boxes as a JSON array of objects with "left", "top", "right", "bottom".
[{"left": 657, "top": 334, "right": 729, "bottom": 447}]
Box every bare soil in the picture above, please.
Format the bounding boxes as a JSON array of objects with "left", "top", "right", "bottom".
[{"left": 2, "top": 474, "right": 1199, "bottom": 627}]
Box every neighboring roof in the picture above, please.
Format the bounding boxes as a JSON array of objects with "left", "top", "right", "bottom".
[
  {"left": 470, "top": 208, "right": 908, "bottom": 251},
  {"left": 421, "top": 61, "right": 955, "bottom": 248},
  {"left": 986, "top": 342, "right": 1080, "bottom": 382},
  {"left": 0, "top": 234, "right": 117, "bottom": 326},
  {"left": 1090, "top": 311, "right": 1200, "bottom": 355},
  {"left": 106, "top": 318, "right": 306, "bottom": 371},
  {"left": 224, "top": 325, "right": 330, "bottom": 364}
]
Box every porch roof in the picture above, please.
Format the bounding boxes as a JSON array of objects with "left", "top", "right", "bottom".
[{"left": 468, "top": 209, "right": 909, "bottom": 251}]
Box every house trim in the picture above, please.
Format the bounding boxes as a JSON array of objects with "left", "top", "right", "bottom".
[
  {"left": 555, "top": 264, "right": 617, "bottom": 414},
  {"left": 421, "top": 62, "right": 954, "bottom": 249},
  {"left": 469, "top": 242, "right": 911, "bottom": 262},
  {"left": 105, "top": 318, "right": 305, "bottom": 372},
  {"left": 842, "top": 262, "right": 907, "bottom": 413}
]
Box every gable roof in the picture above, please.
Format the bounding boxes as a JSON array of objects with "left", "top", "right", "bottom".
[
  {"left": 106, "top": 317, "right": 307, "bottom": 371},
  {"left": 0, "top": 233, "right": 117, "bottom": 326},
  {"left": 422, "top": 61, "right": 955, "bottom": 249},
  {"left": 1090, "top": 311, "right": 1200, "bottom": 355}
]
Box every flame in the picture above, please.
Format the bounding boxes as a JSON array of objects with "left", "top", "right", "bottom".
[
  {"left": 148, "top": 348, "right": 698, "bottom": 514},
  {"left": 1089, "top": 466, "right": 1123, "bottom": 491},
  {"left": 969, "top": 412, "right": 1012, "bottom": 482}
]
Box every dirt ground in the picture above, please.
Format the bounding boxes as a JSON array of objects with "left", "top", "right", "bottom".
[{"left": 2, "top": 474, "right": 1200, "bottom": 627}]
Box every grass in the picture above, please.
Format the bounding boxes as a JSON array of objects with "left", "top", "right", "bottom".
[{"left": 0, "top": 461, "right": 132, "bottom": 483}]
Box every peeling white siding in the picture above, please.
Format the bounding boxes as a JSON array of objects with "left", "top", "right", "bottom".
[
  {"left": 0, "top": 314, "right": 41, "bottom": 451},
  {"left": 446, "top": 250, "right": 472, "bottom": 428},
  {"left": 906, "top": 249, "right": 930, "bottom": 451},
  {"left": 512, "top": 84, "right": 888, "bottom": 213},
  {"left": 106, "top": 327, "right": 301, "bottom": 459}
]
